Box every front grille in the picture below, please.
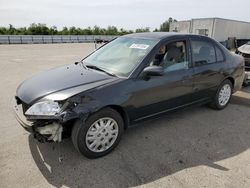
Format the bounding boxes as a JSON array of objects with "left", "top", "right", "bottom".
[{"left": 242, "top": 53, "right": 250, "bottom": 58}]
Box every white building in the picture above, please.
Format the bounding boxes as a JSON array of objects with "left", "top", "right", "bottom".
[{"left": 170, "top": 18, "right": 250, "bottom": 42}]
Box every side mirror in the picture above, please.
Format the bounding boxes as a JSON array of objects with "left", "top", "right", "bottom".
[{"left": 142, "top": 65, "right": 164, "bottom": 79}]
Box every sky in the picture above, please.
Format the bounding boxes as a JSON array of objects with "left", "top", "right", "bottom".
[{"left": 0, "top": 0, "right": 250, "bottom": 30}]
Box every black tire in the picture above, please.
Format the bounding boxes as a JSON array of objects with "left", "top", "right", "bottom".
[
  {"left": 71, "top": 107, "right": 124, "bottom": 158},
  {"left": 209, "top": 79, "right": 233, "bottom": 110}
]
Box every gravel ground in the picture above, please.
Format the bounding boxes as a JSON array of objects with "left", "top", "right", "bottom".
[{"left": 0, "top": 43, "right": 250, "bottom": 188}]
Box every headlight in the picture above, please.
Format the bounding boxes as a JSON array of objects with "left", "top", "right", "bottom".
[{"left": 25, "top": 101, "right": 61, "bottom": 116}]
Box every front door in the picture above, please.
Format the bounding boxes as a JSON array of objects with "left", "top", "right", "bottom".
[{"left": 128, "top": 39, "right": 194, "bottom": 122}]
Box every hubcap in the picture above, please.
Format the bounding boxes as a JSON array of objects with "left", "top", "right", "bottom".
[
  {"left": 85, "top": 117, "right": 119, "bottom": 152},
  {"left": 218, "top": 84, "right": 231, "bottom": 106}
]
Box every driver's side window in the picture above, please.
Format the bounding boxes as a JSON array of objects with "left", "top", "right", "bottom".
[{"left": 151, "top": 40, "right": 189, "bottom": 72}]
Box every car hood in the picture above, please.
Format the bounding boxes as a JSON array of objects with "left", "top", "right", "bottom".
[
  {"left": 16, "top": 63, "right": 117, "bottom": 104},
  {"left": 238, "top": 43, "right": 250, "bottom": 54}
]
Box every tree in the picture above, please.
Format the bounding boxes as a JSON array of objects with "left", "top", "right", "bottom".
[
  {"left": 135, "top": 27, "right": 150, "bottom": 33},
  {"left": 159, "top": 17, "right": 177, "bottom": 32},
  {"left": 92, "top": 26, "right": 101, "bottom": 35},
  {"left": 106, "top": 26, "right": 118, "bottom": 35},
  {"left": 49, "top": 26, "right": 58, "bottom": 35},
  {"left": 0, "top": 27, "right": 7, "bottom": 34},
  {"left": 26, "top": 23, "right": 50, "bottom": 35},
  {"left": 82, "top": 27, "right": 93, "bottom": 35},
  {"left": 60, "top": 27, "right": 69, "bottom": 35},
  {"left": 69, "top": 26, "right": 78, "bottom": 35},
  {"left": 0, "top": 19, "right": 176, "bottom": 35},
  {"left": 8, "top": 24, "right": 16, "bottom": 34},
  {"left": 119, "top": 28, "right": 133, "bottom": 35}
]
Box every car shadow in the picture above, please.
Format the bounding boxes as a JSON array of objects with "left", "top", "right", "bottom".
[
  {"left": 29, "top": 89, "right": 250, "bottom": 188},
  {"left": 231, "top": 87, "right": 250, "bottom": 107}
]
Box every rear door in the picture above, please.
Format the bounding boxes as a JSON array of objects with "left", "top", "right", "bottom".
[{"left": 189, "top": 36, "right": 227, "bottom": 101}]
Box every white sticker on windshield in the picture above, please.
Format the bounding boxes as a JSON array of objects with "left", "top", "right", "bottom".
[{"left": 129, "top": 44, "right": 149, "bottom": 50}]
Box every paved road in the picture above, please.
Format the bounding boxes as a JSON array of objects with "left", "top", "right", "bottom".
[{"left": 0, "top": 44, "right": 250, "bottom": 188}]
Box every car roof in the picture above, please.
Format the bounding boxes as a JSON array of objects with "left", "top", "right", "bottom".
[{"left": 122, "top": 32, "right": 195, "bottom": 40}]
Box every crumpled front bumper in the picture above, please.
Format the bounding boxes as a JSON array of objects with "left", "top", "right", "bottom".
[
  {"left": 244, "top": 71, "right": 250, "bottom": 84},
  {"left": 12, "top": 97, "right": 63, "bottom": 142},
  {"left": 12, "top": 98, "right": 34, "bottom": 133}
]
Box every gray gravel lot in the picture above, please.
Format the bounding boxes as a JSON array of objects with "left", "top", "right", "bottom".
[{"left": 0, "top": 43, "right": 250, "bottom": 188}]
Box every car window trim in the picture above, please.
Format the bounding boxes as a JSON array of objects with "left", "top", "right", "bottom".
[{"left": 214, "top": 44, "right": 226, "bottom": 63}]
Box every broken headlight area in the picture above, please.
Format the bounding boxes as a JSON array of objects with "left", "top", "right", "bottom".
[
  {"left": 25, "top": 100, "right": 61, "bottom": 116},
  {"left": 32, "top": 120, "right": 63, "bottom": 142},
  {"left": 13, "top": 96, "right": 79, "bottom": 143},
  {"left": 28, "top": 104, "right": 79, "bottom": 143}
]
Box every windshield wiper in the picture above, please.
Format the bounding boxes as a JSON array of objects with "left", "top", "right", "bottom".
[{"left": 85, "top": 64, "right": 117, "bottom": 77}]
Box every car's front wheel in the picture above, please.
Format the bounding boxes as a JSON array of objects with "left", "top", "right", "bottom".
[
  {"left": 71, "top": 108, "right": 124, "bottom": 158},
  {"left": 210, "top": 79, "right": 233, "bottom": 110}
]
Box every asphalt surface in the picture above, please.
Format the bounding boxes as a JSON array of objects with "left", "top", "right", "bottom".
[{"left": 0, "top": 43, "right": 250, "bottom": 188}]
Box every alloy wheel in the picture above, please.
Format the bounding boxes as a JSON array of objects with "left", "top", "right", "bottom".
[{"left": 85, "top": 117, "right": 119, "bottom": 152}]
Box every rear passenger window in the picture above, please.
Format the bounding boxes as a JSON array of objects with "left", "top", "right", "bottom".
[
  {"left": 191, "top": 40, "right": 216, "bottom": 66},
  {"left": 215, "top": 46, "right": 224, "bottom": 62}
]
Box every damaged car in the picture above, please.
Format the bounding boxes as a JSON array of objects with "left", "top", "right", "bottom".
[
  {"left": 236, "top": 41, "right": 250, "bottom": 85},
  {"left": 13, "top": 33, "right": 245, "bottom": 158}
]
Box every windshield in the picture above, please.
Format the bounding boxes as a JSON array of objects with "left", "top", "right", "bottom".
[{"left": 83, "top": 37, "right": 159, "bottom": 77}]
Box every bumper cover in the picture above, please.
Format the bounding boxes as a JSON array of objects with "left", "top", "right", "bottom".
[
  {"left": 244, "top": 71, "right": 250, "bottom": 84},
  {"left": 12, "top": 98, "right": 34, "bottom": 132}
]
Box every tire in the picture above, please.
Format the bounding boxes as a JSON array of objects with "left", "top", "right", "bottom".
[
  {"left": 209, "top": 79, "right": 233, "bottom": 110},
  {"left": 71, "top": 107, "right": 124, "bottom": 158}
]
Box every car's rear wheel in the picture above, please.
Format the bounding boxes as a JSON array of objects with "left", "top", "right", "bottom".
[
  {"left": 209, "top": 79, "right": 233, "bottom": 110},
  {"left": 71, "top": 108, "right": 124, "bottom": 158}
]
